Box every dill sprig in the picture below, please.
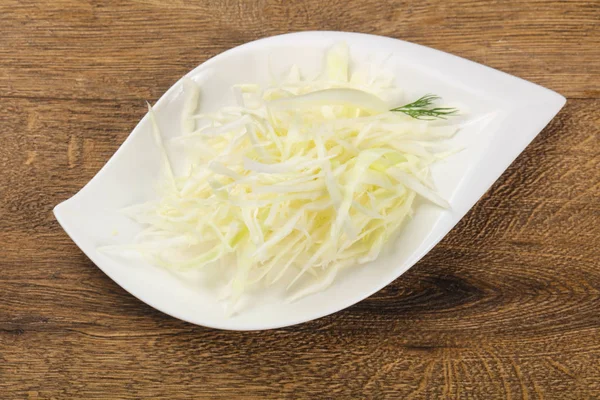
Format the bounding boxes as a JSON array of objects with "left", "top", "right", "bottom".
[{"left": 390, "top": 94, "right": 458, "bottom": 120}]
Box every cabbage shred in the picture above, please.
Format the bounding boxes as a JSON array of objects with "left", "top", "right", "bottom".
[{"left": 121, "top": 43, "right": 458, "bottom": 311}]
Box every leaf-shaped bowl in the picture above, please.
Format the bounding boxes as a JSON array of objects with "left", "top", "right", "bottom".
[{"left": 54, "top": 31, "right": 565, "bottom": 330}]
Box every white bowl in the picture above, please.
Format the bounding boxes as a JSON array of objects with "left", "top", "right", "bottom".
[{"left": 54, "top": 31, "right": 565, "bottom": 330}]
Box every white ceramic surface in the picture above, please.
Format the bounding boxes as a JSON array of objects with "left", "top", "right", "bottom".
[{"left": 54, "top": 31, "right": 565, "bottom": 330}]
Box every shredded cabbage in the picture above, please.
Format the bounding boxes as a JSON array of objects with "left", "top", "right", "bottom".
[{"left": 110, "top": 43, "right": 459, "bottom": 313}]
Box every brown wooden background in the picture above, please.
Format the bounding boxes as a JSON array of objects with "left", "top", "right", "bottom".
[{"left": 1, "top": 1, "right": 599, "bottom": 399}]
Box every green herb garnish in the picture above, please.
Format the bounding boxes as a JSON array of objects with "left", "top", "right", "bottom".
[{"left": 391, "top": 94, "right": 458, "bottom": 120}]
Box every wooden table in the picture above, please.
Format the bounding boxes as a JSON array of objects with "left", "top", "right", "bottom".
[{"left": 1, "top": 1, "right": 599, "bottom": 398}]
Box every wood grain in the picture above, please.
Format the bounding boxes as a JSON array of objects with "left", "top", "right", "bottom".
[{"left": 1, "top": 1, "right": 599, "bottom": 399}]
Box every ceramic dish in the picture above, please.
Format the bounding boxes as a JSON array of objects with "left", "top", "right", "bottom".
[{"left": 54, "top": 31, "right": 565, "bottom": 330}]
